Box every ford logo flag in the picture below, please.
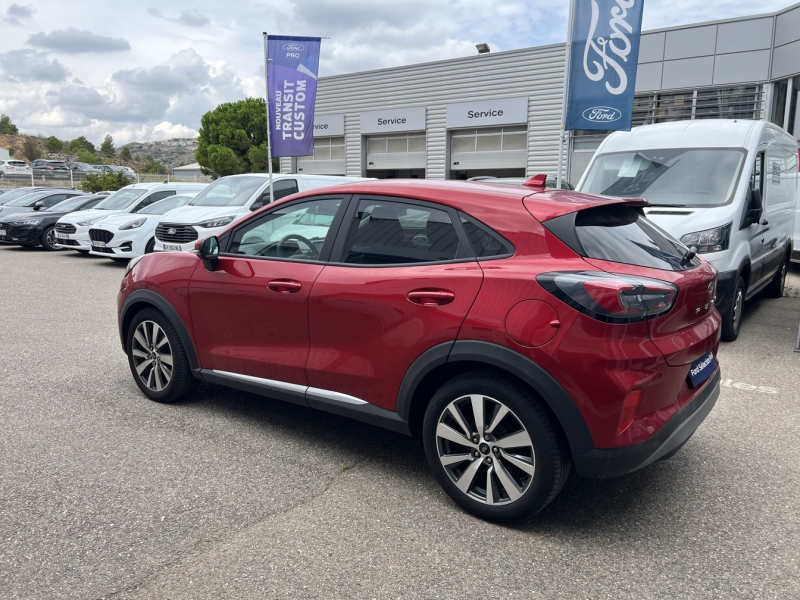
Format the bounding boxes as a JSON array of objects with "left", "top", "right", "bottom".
[
  {"left": 267, "top": 35, "right": 321, "bottom": 157},
  {"left": 566, "top": 0, "right": 644, "bottom": 131}
]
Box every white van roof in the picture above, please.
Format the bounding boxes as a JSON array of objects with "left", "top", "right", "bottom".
[
  {"left": 117, "top": 182, "right": 208, "bottom": 191},
  {"left": 598, "top": 119, "right": 764, "bottom": 153}
]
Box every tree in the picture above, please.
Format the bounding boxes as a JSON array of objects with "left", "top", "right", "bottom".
[
  {"left": 119, "top": 146, "right": 132, "bottom": 161},
  {"left": 46, "top": 136, "right": 63, "bottom": 153},
  {"left": 68, "top": 136, "right": 96, "bottom": 153},
  {"left": 196, "top": 98, "right": 267, "bottom": 177},
  {"left": 76, "top": 149, "right": 102, "bottom": 165},
  {"left": 22, "top": 137, "right": 43, "bottom": 161},
  {"left": 101, "top": 134, "right": 116, "bottom": 157},
  {"left": 140, "top": 155, "right": 167, "bottom": 175},
  {"left": 0, "top": 114, "right": 18, "bottom": 135},
  {"left": 81, "top": 171, "right": 130, "bottom": 193}
]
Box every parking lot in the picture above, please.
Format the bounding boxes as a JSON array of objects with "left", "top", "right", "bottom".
[{"left": 0, "top": 244, "right": 798, "bottom": 599}]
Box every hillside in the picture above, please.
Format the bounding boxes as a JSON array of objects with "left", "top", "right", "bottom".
[{"left": 120, "top": 139, "right": 198, "bottom": 169}]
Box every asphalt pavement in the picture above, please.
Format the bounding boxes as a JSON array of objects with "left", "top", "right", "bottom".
[{"left": 1, "top": 245, "right": 798, "bottom": 599}]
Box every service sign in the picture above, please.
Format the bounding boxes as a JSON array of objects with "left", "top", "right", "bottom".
[
  {"left": 268, "top": 35, "right": 321, "bottom": 156},
  {"left": 313, "top": 114, "right": 345, "bottom": 137},
  {"left": 360, "top": 107, "right": 426, "bottom": 134},
  {"left": 446, "top": 97, "right": 528, "bottom": 129},
  {"left": 566, "top": 0, "right": 644, "bottom": 131}
]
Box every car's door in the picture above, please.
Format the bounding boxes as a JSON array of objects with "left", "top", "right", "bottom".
[
  {"left": 306, "top": 196, "right": 483, "bottom": 411},
  {"left": 746, "top": 150, "right": 767, "bottom": 287},
  {"left": 188, "top": 194, "right": 349, "bottom": 387}
]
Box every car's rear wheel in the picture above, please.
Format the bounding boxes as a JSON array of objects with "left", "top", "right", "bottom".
[
  {"left": 41, "top": 226, "right": 61, "bottom": 251},
  {"left": 126, "top": 308, "right": 198, "bottom": 403},
  {"left": 721, "top": 276, "right": 745, "bottom": 341},
  {"left": 422, "top": 371, "right": 569, "bottom": 522}
]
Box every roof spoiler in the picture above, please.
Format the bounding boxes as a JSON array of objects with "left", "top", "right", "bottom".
[{"left": 522, "top": 174, "right": 548, "bottom": 188}]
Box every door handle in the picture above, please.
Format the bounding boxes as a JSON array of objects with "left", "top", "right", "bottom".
[
  {"left": 268, "top": 279, "right": 302, "bottom": 293},
  {"left": 407, "top": 289, "right": 455, "bottom": 306}
]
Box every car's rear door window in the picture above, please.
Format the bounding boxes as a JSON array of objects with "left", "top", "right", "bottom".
[{"left": 341, "top": 199, "right": 468, "bottom": 265}]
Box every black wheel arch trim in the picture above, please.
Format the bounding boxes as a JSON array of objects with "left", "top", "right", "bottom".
[
  {"left": 396, "top": 340, "right": 595, "bottom": 455},
  {"left": 119, "top": 289, "right": 201, "bottom": 374}
]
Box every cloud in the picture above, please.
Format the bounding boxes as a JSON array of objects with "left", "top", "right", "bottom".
[
  {"left": 147, "top": 8, "right": 210, "bottom": 28},
  {"left": 0, "top": 50, "right": 69, "bottom": 82},
  {"left": 151, "top": 121, "right": 199, "bottom": 140},
  {"left": 3, "top": 3, "right": 34, "bottom": 26},
  {"left": 27, "top": 28, "right": 130, "bottom": 53}
]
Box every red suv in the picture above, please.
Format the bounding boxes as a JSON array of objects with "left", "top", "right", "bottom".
[{"left": 118, "top": 177, "right": 721, "bottom": 522}]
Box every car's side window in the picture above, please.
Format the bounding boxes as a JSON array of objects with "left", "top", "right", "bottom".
[
  {"left": 273, "top": 179, "right": 299, "bottom": 200},
  {"left": 459, "top": 213, "right": 514, "bottom": 258},
  {"left": 228, "top": 197, "right": 342, "bottom": 261},
  {"left": 342, "top": 199, "right": 466, "bottom": 265},
  {"left": 42, "top": 194, "right": 67, "bottom": 207},
  {"left": 134, "top": 191, "right": 175, "bottom": 212}
]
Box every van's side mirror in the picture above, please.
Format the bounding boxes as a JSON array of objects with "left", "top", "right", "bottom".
[
  {"left": 744, "top": 188, "right": 763, "bottom": 227},
  {"left": 199, "top": 236, "right": 220, "bottom": 270},
  {"left": 250, "top": 201, "right": 263, "bottom": 212},
  {"left": 250, "top": 192, "right": 270, "bottom": 211}
]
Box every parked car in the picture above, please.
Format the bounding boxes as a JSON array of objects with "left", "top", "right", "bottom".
[
  {"left": 154, "top": 174, "right": 371, "bottom": 253},
  {"left": 88, "top": 193, "right": 197, "bottom": 261},
  {"left": 29, "top": 159, "right": 71, "bottom": 180},
  {"left": 577, "top": 119, "right": 799, "bottom": 341},
  {"left": 0, "top": 188, "right": 85, "bottom": 219},
  {"left": 0, "top": 187, "right": 50, "bottom": 205},
  {"left": 0, "top": 159, "right": 32, "bottom": 178},
  {"left": 67, "top": 162, "right": 103, "bottom": 175},
  {"left": 121, "top": 166, "right": 137, "bottom": 180},
  {"left": 0, "top": 194, "right": 104, "bottom": 250},
  {"left": 96, "top": 164, "right": 136, "bottom": 181},
  {"left": 55, "top": 182, "right": 207, "bottom": 253},
  {"left": 118, "top": 177, "right": 721, "bottom": 522},
  {"left": 467, "top": 175, "right": 575, "bottom": 190}
]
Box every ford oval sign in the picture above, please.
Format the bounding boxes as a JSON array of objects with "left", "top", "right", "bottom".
[
  {"left": 582, "top": 106, "right": 622, "bottom": 123},
  {"left": 283, "top": 43, "right": 305, "bottom": 52}
]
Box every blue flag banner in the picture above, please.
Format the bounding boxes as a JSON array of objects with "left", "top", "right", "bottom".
[
  {"left": 566, "top": 0, "right": 644, "bottom": 131},
  {"left": 267, "top": 35, "right": 321, "bottom": 157}
]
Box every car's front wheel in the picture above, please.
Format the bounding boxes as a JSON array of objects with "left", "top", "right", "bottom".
[
  {"left": 126, "top": 308, "right": 198, "bottom": 403},
  {"left": 41, "top": 226, "right": 61, "bottom": 251},
  {"left": 422, "top": 371, "right": 569, "bottom": 522}
]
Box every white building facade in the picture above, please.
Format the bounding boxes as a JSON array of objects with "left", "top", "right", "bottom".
[{"left": 281, "top": 2, "right": 800, "bottom": 184}]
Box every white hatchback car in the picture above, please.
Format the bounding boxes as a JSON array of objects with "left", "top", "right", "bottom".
[
  {"left": 87, "top": 193, "right": 197, "bottom": 261},
  {"left": 0, "top": 159, "right": 31, "bottom": 178},
  {"left": 55, "top": 182, "right": 207, "bottom": 252}
]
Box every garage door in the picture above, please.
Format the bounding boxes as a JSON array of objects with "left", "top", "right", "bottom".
[
  {"left": 365, "top": 133, "right": 426, "bottom": 173},
  {"left": 297, "top": 136, "right": 346, "bottom": 175},
  {"left": 449, "top": 125, "right": 527, "bottom": 176}
]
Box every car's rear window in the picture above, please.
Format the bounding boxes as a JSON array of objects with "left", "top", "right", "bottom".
[{"left": 545, "top": 204, "right": 700, "bottom": 271}]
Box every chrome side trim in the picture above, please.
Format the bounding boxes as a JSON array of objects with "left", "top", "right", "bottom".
[
  {"left": 212, "top": 370, "right": 308, "bottom": 394},
  {"left": 306, "top": 387, "right": 369, "bottom": 405}
]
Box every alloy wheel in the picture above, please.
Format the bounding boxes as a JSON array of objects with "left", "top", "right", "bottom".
[
  {"left": 435, "top": 394, "right": 535, "bottom": 505},
  {"left": 131, "top": 320, "right": 174, "bottom": 392},
  {"left": 45, "top": 228, "right": 59, "bottom": 250},
  {"left": 733, "top": 288, "right": 743, "bottom": 332}
]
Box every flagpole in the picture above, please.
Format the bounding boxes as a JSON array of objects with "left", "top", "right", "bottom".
[
  {"left": 556, "top": 0, "right": 576, "bottom": 190},
  {"left": 263, "top": 32, "right": 275, "bottom": 204}
]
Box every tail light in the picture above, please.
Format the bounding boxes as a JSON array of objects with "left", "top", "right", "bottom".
[{"left": 537, "top": 271, "right": 678, "bottom": 324}]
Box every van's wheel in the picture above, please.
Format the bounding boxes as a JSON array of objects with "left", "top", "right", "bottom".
[
  {"left": 763, "top": 257, "right": 788, "bottom": 299},
  {"left": 422, "top": 371, "right": 570, "bottom": 523},
  {"left": 126, "top": 308, "right": 199, "bottom": 403},
  {"left": 721, "top": 276, "right": 745, "bottom": 341}
]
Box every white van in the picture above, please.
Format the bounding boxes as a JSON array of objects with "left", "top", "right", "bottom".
[
  {"left": 577, "top": 119, "right": 799, "bottom": 341},
  {"left": 54, "top": 182, "right": 208, "bottom": 253},
  {"left": 153, "top": 173, "right": 371, "bottom": 253}
]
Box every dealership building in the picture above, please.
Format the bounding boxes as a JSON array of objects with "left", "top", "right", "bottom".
[{"left": 279, "top": 2, "right": 800, "bottom": 184}]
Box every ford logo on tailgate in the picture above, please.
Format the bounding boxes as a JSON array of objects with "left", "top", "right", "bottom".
[
  {"left": 283, "top": 43, "right": 305, "bottom": 52},
  {"left": 582, "top": 106, "right": 622, "bottom": 123}
]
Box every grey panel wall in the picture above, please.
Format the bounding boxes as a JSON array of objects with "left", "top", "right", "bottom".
[
  {"left": 635, "top": 62, "right": 663, "bottom": 92},
  {"left": 639, "top": 32, "right": 665, "bottom": 63},
  {"left": 714, "top": 50, "right": 771, "bottom": 84},
  {"left": 772, "top": 40, "right": 800, "bottom": 79},
  {"left": 716, "top": 18, "right": 773, "bottom": 53},
  {"left": 775, "top": 5, "right": 800, "bottom": 46},
  {"left": 662, "top": 57, "right": 715, "bottom": 89},
  {"left": 664, "top": 26, "right": 717, "bottom": 60}
]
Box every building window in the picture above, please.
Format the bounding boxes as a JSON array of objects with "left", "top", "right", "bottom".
[
  {"left": 771, "top": 79, "right": 789, "bottom": 128},
  {"left": 311, "top": 137, "right": 345, "bottom": 161},
  {"left": 450, "top": 125, "right": 527, "bottom": 153},
  {"left": 696, "top": 86, "right": 763, "bottom": 120},
  {"left": 366, "top": 133, "right": 426, "bottom": 154},
  {"left": 787, "top": 78, "right": 799, "bottom": 136}
]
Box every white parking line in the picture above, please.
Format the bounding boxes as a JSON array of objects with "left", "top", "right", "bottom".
[{"left": 720, "top": 379, "right": 778, "bottom": 394}]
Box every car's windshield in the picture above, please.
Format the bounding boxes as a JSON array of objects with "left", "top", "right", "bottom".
[
  {"left": 95, "top": 188, "right": 148, "bottom": 210},
  {"left": 47, "top": 196, "right": 93, "bottom": 212},
  {"left": 0, "top": 188, "right": 41, "bottom": 204},
  {"left": 580, "top": 148, "right": 746, "bottom": 207},
  {"left": 5, "top": 192, "right": 47, "bottom": 206},
  {"left": 137, "top": 195, "right": 193, "bottom": 215},
  {"left": 189, "top": 176, "right": 266, "bottom": 207}
]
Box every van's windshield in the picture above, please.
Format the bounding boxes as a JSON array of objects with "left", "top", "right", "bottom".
[
  {"left": 580, "top": 148, "right": 746, "bottom": 207},
  {"left": 189, "top": 176, "right": 266, "bottom": 207}
]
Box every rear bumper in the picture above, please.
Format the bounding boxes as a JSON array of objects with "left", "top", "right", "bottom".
[{"left": 573, "top": 368, "right": 720, "bottom": 479}]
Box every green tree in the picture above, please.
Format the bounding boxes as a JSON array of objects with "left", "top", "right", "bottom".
[
  {"left": 140, "top": 155, "right": 167, "bottom": 175},
  {"left": 22, "top": 137, "right": 43, "bottom": 161},
  {"left": 0, "top": 114, "right": 18, "bottom": 135},
  {"left": 76, "top": 149, "right": 102, "bottom": 164},
  {"left": 80, "top": 171, "right": 130, "bottom": 193},
  {"left": 100, "top": 134, "right": 116, "bottom": 157},
  {"left": 119, "top": 146, "right": 132, "bottom": 161},
  {"left": 68, "top": 136, "right": 96, "bottom": 153},
  {"left": 196, "top": 98, "right": 267, "bottom": 177},
  {"left": 46, "top": 136, "right": 63, "bottom": 153}
]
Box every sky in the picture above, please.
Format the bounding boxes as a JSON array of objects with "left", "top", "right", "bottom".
[{"left": 0, "top": 0, "right": 794, "bottom": 146}]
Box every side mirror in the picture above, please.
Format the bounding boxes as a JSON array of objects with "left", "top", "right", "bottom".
[
  {"left": 250, "top": 202, "right": 263, "bottom": 212},
  {"left": 33, "top": 201, "right": 44, "bottom": 211},
  {"left": 744, "top": 188, "right": 763, "bottom": 227},
  {"left": 199, "top": 236, "right": 220, "bottom": 270}
]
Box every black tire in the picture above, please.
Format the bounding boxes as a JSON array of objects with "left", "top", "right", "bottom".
[
  {"left": 144, "top": 238, "right": 155, "bottom": 254},
  {"left": 40, "top": 226, "right": 61, "bottom": 251},
  {"left": 126, "top": 308, "right": 199, "bottom": 403},
  {"left": 763, "top": 256, "right": 788, "bottom": 299},
  {"left": 720, "top": 276, "right": 745, "bottom": 342},
  {"left": 422, "top": 370, "right": 570, "bottom": 523}
]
